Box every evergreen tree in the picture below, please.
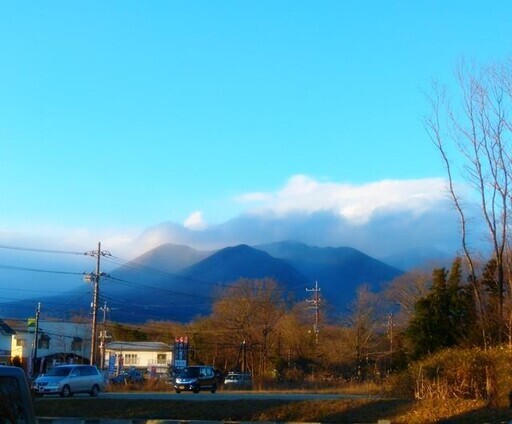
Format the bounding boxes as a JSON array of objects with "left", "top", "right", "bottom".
[{"left": 406, "top": 258, "right": 474, "bottom": 358}]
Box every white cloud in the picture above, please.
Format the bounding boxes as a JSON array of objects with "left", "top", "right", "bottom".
[
  {"left": 1, "top": 175, "right": 479, "bottom": 264},
  {"left": 237, "top": 174, "right": 449, "bottom": 224},
  {"left": 183, "top": 211, "right": 207, "bottom": 230}
]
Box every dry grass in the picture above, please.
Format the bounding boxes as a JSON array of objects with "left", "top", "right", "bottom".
[{"left": 34, "top": 396, "right": 512, "bottom": 423}]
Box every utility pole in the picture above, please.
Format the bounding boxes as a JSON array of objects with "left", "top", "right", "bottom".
[
  {"left": 235, "top": 340, "right": 247, "bottom": 372},
  {"left": 31, "top": 302, "right": 41, "bottom": 378},
  {"left": 306, "top": 282, "right": 321, "bottom": 345},
  {"left": 84, "top": 242, "right": 111, "bottom": 367},
  {"left": 99, "top": 301, "right": 110, "bottom": 370},
  {"left": 387, "top": 313, "right": 395, "bottom": 367}
]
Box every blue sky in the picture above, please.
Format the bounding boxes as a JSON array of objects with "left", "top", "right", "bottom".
[{"left": 1, "top": 1, "right": 510, "bottom": 257}]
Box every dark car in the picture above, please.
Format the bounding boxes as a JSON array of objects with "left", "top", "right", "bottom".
[
  {"left": 0, "top": 365, "right": 37, "bottom": 423},
  {"left": 174, "top": 365, "right": 217, "bottom": 393},
  {"left": 110, "top": 368, "right": 144, "bottom": 385}
]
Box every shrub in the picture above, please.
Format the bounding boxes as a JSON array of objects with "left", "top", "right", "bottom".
[{"left": 389, "top": 347, "right": 512, "bottom": 407}]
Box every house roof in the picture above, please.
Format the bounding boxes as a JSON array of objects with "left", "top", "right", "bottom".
[
  {"left": 4, "top": 319, "right": 90, "bottom": 335},
  {"left": 106, "top": 341, "right": 172, "bottom": 352},
  {"left": 0, "top": 318, "right": 15, "bottom": 335}
]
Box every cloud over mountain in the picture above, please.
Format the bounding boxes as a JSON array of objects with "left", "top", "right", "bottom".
[
  {"left": 236, "top": 175, "right": 449, "bottom": 224},
  {"left": 137, "top": 175, "right": 468, "bottom": 259},
  {"left": 1, "top": 175, "right": 480, "bottom": 262}
]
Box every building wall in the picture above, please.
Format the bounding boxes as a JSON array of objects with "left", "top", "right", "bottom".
[
  {"left": 105, "top": 344, "right": 173, "bottom": 377},
  {"left": 10, "top": 321, "right": 91, "bottom": 372},
  {"left": 0, "top": 332, "right": 12, "bottom": 365}
]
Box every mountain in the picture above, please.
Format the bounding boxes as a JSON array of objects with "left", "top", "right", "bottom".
[
  {"left": 0, "top": 241, "right": 403, "bottom": 323},
  {"left": 105, "top": 244, "right": 309, "bottom": 322},
  {"left": 106, "top": 243, "right": 211, "bottom": 295},
  {"left": 182, "top": 244, "right": 309, "bottom": 289},
  {"left": 257, "top": 241, "right": 403, "bottom": 311},
  {"left": 380, "top": 246, "right": 455, "bottom": 271}
]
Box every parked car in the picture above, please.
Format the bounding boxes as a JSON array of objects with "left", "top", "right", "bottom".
[
  {"left": 33, "top": 364, "right": 105, "bottom": 397},
  {"left": 174, "top": 365, "right": 217, "bottom": 393},
  {"left": 110, "top": 367, "right": 144, "bottom": 385},
  {"left": 223, "top": 371, "right": 253, "bottom": 389},
  {"left": 214, "top": 368, "right": 224, "bottom": 385},
  {"left": 0, "top": 365, "right": 37, "bottom": 423}
]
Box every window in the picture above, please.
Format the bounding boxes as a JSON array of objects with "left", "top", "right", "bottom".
[
  {"left": 71, "top": 337, "right": 83, "bottom": 351},
  {"left": 38, "top": 333, "right": 50, "bottom": 350},
  {"left": 78, "top": 366, "right": 97, "bottom": 376},
  {"left": 15, "top": 339, "right": 25, "bottom": 347},
  {"left": 124, "top": 354, "right": 138, "bottom": 365},
  {"left": 157, "top": 353, "right": 167, "bottom": 365}
]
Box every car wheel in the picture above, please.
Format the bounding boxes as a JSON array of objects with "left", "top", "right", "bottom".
[
  {"left": 193, "top": 387, "right": 200, "bottom": 393},
  {"left": 61, "top": 385, "right": 71, "bottom": 398},
  {"left": 175, "top": 389, "right": 181, "bottom": 394},
  {"left": 211, "top": 384, "right": 217, "bottom": 393},
  {"left": 90, "top": 384, "right": 100, "bottom": 397}
]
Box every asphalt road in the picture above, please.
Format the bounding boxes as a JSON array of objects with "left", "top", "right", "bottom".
[{"left": 99, "top": 391, "right": 366, "bottom": 401}]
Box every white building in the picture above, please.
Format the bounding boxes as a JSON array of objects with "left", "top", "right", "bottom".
[
  {"left": 0, "top": 319, "right": 15, "bottom": 365},
  {"left": 8, "top": 319, "right": 91, "bottom": 374},
  {"left": 105, "top": 341, "right": 173, "bottom": 377}
]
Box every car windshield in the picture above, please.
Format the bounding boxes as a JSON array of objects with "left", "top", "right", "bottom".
[
  {"left": 180, "top": 367, "right": 200, "bottom": 378},
  {"left": 45, "top": 367, "right": 72, "bottom": 377}
]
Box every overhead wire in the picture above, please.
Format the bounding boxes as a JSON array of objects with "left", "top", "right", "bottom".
[
  {"left": 0, "top": 244, "right": 85, "bottom": 255},
  {"left": 0, "top": 264, "right": 84, "bottom": 276}
]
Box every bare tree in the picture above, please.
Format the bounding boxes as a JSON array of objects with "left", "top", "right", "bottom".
[
  {"left": 208, "top": 278, "right": 286, "bottom": 376},
  {"left": 384, "top": 270, "right": 431, "bottom": 325},
  {"left": 425, "top": 60, "right": 512, "bottom": 345},
  {"left": 344, "top": 285, "right": 381, "bottom": 378}
]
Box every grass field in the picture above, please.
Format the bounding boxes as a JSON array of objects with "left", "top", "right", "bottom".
[{"left": 33, "top": 396, "right": 512, "bottom": 423}]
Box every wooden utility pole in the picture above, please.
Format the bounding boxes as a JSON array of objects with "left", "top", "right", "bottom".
[
  {"left": 31, "top": 302, "right": 41, "bottom": 377},
  {"left": 84, "top": 242, "right": 110, "bottom": 366}
]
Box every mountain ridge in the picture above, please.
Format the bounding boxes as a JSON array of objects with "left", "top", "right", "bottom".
[{"left": 0, "top": 240, "right": 404, "bottom": 323}]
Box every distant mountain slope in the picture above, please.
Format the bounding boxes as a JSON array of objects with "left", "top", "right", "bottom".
[
  {"left": 380, "top": 247, "right": 454, "bottom": 271},
  {"left": 103, "top": 243, "right": 211, "bottom": 296},
  {"left": 256, "top": 241, "right": 403, "bottom": 311},
  {"left": 182, "top": 244, "right": 309, "bottom": 287},
  {"left": 111, "top": 243, "right": 210, "bottom": 279},
  {"left": 101, "top": 244, "right": 309, "bottom": 322},
  {"left": 0, "top": 241, "right": 404, "bottom": 323}
]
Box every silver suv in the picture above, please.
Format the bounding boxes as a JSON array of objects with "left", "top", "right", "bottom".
[{"left": 33, "top": 364, "right": 105, "bottom": 397}]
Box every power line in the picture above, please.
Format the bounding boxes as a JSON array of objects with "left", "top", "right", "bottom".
[
  {"left": 0, "top": 264, "right": 83, "bottom": 276},
  {"left": 0, "top": 244, "right": 84, "bottom": 255}
]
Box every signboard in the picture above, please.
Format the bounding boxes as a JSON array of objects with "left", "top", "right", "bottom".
[
  {"left": 173, "top": 336, "right": 189, "bottom": 369},
  {"left": 108, "top": 354, "right": 116, "bottom": 377},
  {"left": 174, "top": 359, "right": 187, "bottom": 368}
]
